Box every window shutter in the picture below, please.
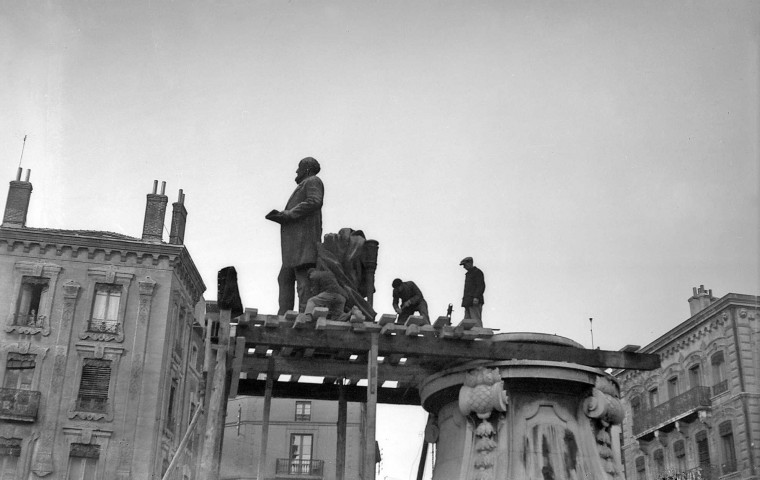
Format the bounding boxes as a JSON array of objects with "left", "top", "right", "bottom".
[
  {"left": 79, "top": 360, "right": 111, "bottom": 402},
  {"left": 674, "top": 440, "right": 685, "bottom": 458},
  {"left": 719, "top": 421, "right": 732, "bottom": 436}
]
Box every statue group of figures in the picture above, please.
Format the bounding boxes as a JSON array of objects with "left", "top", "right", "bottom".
[
  {"left": 266, "top": 157, "right": 378, "bottom": 323},
  {"left": 266, "top": 156, "right": 486, "bottom": 327}
]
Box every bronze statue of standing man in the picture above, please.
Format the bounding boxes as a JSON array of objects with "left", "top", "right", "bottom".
[{"left": 266, "top": 157, "right": 324, "bottom": 314}]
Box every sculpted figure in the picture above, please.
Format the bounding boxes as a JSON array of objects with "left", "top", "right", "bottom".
[
  {"left": 304, "top": 268, "right": 347, "bottom": 320},
  {"left": 266, "top": 157, "right": 324, "bottom": 314},
  {"left": 317, "top": 228, "right": 377, "bottom": 321}
]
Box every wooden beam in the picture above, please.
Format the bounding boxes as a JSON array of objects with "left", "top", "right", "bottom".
[
  {"left": 256, "top": 357, "right": 274, "bottom": 480},
  {"left": 235, "top": 379, "right": 421, "bottom": 405},
  {"left": 199, "top": 308, "right": 230, "bottom": 480},
  {"left": 336, "top": 382, "right": 347, "bottom": 480},
  {"left": 228, "top": 336, "right": 245, "bottom": 398},
  {"left": 364, "top": 332, "right": 378, "bottom": 480},
  {"left": 238, "top": 325, "right": 660, "bottom": 370}
]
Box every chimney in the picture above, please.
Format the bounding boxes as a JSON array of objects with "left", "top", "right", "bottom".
[
  {"left": 169, "top": 189, "right": 187, "bottom": 245},
  {"left": 142, "top": 180, "right": 168, "bottom": 243},
  {"left": 688, "top": 285, "right": 716, "bottom": 316},
  {"left": 2, "top": 168, "right": 33, "bottom": 228}
]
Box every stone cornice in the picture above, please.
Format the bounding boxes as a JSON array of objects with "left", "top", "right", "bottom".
[{"left": 0, "top": 227, "right": 206, "bottom": 304}]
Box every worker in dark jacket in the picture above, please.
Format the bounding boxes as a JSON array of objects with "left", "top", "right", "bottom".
[
  {"left": 305, "top": 268, "right": 347, "bottom": 319},
  {"left": 391, "top": 278, "right": 430, "bottom": 325},
  {"left": 460, "top": 257, "right": 485, "bottom": 326}
]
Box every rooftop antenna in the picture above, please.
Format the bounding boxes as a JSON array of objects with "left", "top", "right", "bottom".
[
  {"left": 17, "top": 135, "right": 27, "bottom": 168},
  {"left": 589, "top": 317, "right": 594, "bottom": 349}
]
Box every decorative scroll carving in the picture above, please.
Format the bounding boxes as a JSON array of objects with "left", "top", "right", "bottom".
[
  {"left": 458, "top": 367, "right": 508, "bottom": 480},
  {"left": 583, "top": 377, "right": 625, "bottom": 479}
]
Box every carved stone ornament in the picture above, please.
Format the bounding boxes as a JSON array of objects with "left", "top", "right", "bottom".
[{"left": 458, "top": 367, "right": 508, "bottom": 480}]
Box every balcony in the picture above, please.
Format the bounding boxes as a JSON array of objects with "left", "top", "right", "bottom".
[
  {"left": 275, "top": 459, "right": 324, "bottom": 478},
  {"left": 632, "top": 386, "right": 711, "bottom": 437},
  {"left": 711, "top": 379, "right": 728, "bottom": 396},
  {"left": 655, "top": 464, "right": 722, "bottom": 480},
  {"left": 0, "top": 388, "right": 41, "bottom": 422}
]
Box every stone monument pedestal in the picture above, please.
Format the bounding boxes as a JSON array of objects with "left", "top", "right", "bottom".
[{"left": 419, "top": 333, "right": 625, "bottom": 480}]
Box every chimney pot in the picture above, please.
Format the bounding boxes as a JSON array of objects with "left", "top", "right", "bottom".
[
  {"left": 169, "top": 189, "right": 188, "bottom": 245},
  {"left": 142, "top": 181, "right": 168, "bottom": 243},
  {"left": 2, "top": 170, "right": 33, "bottom": 228}
]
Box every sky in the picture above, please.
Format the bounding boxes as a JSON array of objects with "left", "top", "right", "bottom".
[{"left": 1, "top": 1, "right": 759, "bottom": 478}]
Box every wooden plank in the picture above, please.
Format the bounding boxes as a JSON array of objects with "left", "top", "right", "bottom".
[
  {"left": 228, "top": 336, "right": 246, "bottom": 398},
  {"left": 256, "top": 357, "right": 275, "bottom": 480},
  {"left": 336, "top": 383, "right": 347, "bottom": 480},
  {"left": 238, "top": 325, "right": 660, "bottom": 370},
  {"left": 364, "top": 333, "right": 378, "bottom": 480},
  {"left": 235, "top": 378, "right": 421, "bottom": 405}
]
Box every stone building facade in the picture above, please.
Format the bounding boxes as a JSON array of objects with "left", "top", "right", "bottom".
[
  {"left": 0, "top": 171, "right": 207, "bottom": 479},
  {"left": 615, "top": 287, "right": 759, "bottom": 480},
  {"left": 220, "top": 397, "right": 364, "bottom": 480}
]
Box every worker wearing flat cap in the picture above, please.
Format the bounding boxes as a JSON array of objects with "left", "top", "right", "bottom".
[{"left": 460, "top": 257, "right": 485, "bottom": 326}]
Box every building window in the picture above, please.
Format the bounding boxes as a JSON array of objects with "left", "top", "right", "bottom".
[
  {"left": 76, "top": 360, "right": 111, "bottom": 413},
  {"left": 3, "top": 353, "right": 35, "bottom": 390},
  {"left": 295, "top": 401, "right": 311, "bottom": 422},
  {"left": 711, "top": 352, "right": 728, "bottom": 395},
  {"left": 635, "top": 456, "right": 646, "bottom": 480},
  {"left": 689, "top": 364, "right": 702, "bottom": 389},
  {"left": 667, "top": 376, "right": 679, "bottom": 400},
  {"left": 674, "top": 439, "right": 686, "bottom": 473},
  {"left": 166, "top": 378, "right": 178, "bottom": 432},
  {"left": 653, "top": 449, "right": 665, "bottom": 477},
  {"left": 648, "top": 387, "right": 659, "bottom": 408},
  {"left": 67, "top": 443, "right": 99, "bottom": 480},
  {"left": 719, "top": 421, "right": 737, "bottom": 474},
  {"left": 13, "top": 276, "right": 49, "bottom": 327},
  {"left": 0, "top": 438, "right": 21, "bottom": 479},
  {"left": 696, "top": 430, "right": 711, "bottom": 472},
  {"left": 289, "top": 434, "right": 313, "bottom": 474},
  {"left": 88, "top": 284, "right": 121, "bottom": 334}
]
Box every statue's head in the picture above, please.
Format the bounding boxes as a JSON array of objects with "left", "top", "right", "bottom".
[
  {"left": 295, "top": 157, "right": 321, "bottom": 183},
  {"left": 392, "top": 278, "right": 402, "bottom": 289}
]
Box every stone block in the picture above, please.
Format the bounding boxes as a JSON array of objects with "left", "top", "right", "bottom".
[
  {"left": 404, "top": 315, "right": 427, "bottom": 327},
  {"left": 379, "top": 314, "right": 397, "bottom": 326},
  {"left": 316, "top": 318, "right": 351, "bottom": 331}
]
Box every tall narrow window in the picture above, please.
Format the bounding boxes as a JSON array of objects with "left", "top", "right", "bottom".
[
  {"left": 3, "top": 353, "right": 35, "bottom": 390},
  {"left": 166, "top": 378, "right": 178, "bottom": 431},
  {"left": 667, "top": 376, "right": 679, "bottom": 400},
  {"left": 89, "top": 284, "right": 121, "bottom": 334},
  {"left": 67, "top": 443, "right": 99, "bottom": 480},
  {"left": 289, "top": 434, "right": 313, "bottom": 474},
  {"left": 711, "top": 352, "right": 728, "bottom": 395},
  {"left": 76, "top": 360, "right": 111, "bottom": 413},
  {"left": 635, "top": 456, "right": 646, "bottom": 480},
  {"left": 689, "top": 364, "right": 702, "bottom": 389},
  {"left": 674, "top": 440, "right": 686, "bottom": 473},
  {"left": 0, "top": 438, "right": 21, "bottom": 480},
  {"left": 719, "top": 421, "right": 737, "bottom": 474},
  {"left": 15, "top": 277, "right": 48, "bottom": 326},
  {"left": 295, "top": 401, "right": 311, "bottom": 422},
  {"left": 696, "top": 430, "right": 711, "bottom": 473},
  {"left": 648, "top": 387, "right": 659, "bottom": 408},
  {"left": 653, "top": 449, "right": 665, "bottom": 477}
]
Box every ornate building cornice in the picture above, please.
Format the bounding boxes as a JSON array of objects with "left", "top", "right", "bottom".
[{"left": 0, "top": 227, "right": 206, "bottom": 304}]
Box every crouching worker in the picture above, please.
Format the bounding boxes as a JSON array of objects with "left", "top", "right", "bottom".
[
  {"left": 305, "top": 268, "right": 348, "bottom": 320},
  {"left": 391, "top": 278, "right": 430, "bottom": 325}
]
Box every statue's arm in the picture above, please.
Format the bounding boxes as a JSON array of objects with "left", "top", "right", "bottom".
[{"left": 282, "top": 177, "right": 324, "bottom": 221}]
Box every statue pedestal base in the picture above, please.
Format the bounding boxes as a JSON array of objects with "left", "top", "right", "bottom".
[{"left": 419, "top": 333, "right": 625, "bottom": 480}]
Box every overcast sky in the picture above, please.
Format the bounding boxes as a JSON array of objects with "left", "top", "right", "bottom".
[{"left": 2, "top": 1, "right": 759, "bottom": 478}]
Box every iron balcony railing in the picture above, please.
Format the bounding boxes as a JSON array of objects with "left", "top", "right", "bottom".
[
  {"left": 711, "top": 379, "right": 728, "bottom": 396},
  {"left": 632, "top": 386, "right": 711, "bottom": 436},
  {"left": 654, "top": 464, "right": 722, "bottom": 480},
  {"left": 0, "top": 388, "right": 41, "bottom": 422},
  {"left": 12, "top": 313, "right": 46, "bottom": 327},
  {"left": 275, "top": 459, "right": 324, "bottom": 476},
  {"left": 87, "top": 320, "right": 119, "bottom": 334}
]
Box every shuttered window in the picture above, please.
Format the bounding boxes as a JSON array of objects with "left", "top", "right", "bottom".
[
  {"left": 76, "top": 360, "right": 111, "bottom": 412},
  {"left": 0, "top": 438, "right": 21, "bottom": 480},
  {"left": 696, "top": 430, "right": 711, "bottom": 467}
]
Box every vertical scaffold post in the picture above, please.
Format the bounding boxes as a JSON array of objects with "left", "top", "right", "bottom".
[
  {"left": 336, "top": 381, "right": 347, "bottom": 480},
  {"left": 199, "top": 307, "right": 230, "bottom": 480},
  {"left": 364, "top": 332, "right": 378, "bottom": 479},
  {"left": 257, "top": 356, "right": 274, "bottom": 478}
]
